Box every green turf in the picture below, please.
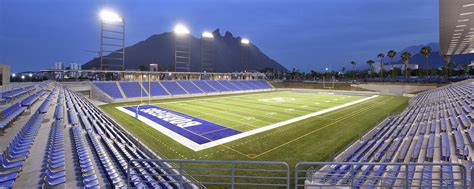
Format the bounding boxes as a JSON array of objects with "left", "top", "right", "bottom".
[
  {"left": 101, "top": 91, "right": 407, "bottom": 161},
  {"left": 100, "top": 91, "right": 408, "bottom": 186},
  {"left": 150, "top": 91, "right": 364, "bottom": 132}
]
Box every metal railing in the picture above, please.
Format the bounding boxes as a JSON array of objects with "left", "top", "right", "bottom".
[
  {"left": 126, "top": 159, "right": 472, "bottom": 188},
  {"left": 127, "top": 159, "right": 290, "bottom": 189},
  {"left": 295, "top": 162, "right": 469, "bottom": 189}
]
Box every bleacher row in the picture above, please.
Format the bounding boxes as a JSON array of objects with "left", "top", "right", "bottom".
[
  {"left": 0, "top": 84, "right": 44, "bottom": 129},
  {"left": 0, "top": 84, "right": 54, "bottom": 188},
  {"left": 311, "top": 81, "right": 474, "bottom": 187},
  {"left": 0, "top": 85, "right": 36, "bottom": 103},
  {"left": 94, "top": 80, "right": 272, "bottom": 99},
  {"left": 0, "top": 82, "right": 180, "bottom": 188},
  {"left": 63, "top": 88, "right": 179, "bottom": 188}
]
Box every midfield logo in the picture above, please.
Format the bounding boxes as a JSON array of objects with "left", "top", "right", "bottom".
[
  {"left": 259, "top": 97, "right": 296, "bottom": 103},
  {"left": 140, "top": 108, "right": 202, "bottom": 128}
]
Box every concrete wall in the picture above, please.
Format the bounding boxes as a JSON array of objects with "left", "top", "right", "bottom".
[
  {"left": 60, "top": 81, "right": 92, "bottom": 92},
  {"left": 352, "top": 84, "right": 437, "bottom": 96},
  {"left": 90, "top": 84, "right": 114, "bottom": 103},
  {"left": 0, "top": 64, "right": 10, "bottom": 86},
  {"left": 275, "top": 88, "right": 379, "bottom": 96}
]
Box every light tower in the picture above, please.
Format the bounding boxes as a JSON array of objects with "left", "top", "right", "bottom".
[
  {"left": 240, "top": 38, "right": 250, "bottom": 72},
  {"left": 200, "top": 31, "right": 214, "bottom": 72},
  {"left": 99, "top": 9, "right": 125, "bottom": 70},
  {"left": 174, "top": 24, "right": 191, "bottom": 72}
]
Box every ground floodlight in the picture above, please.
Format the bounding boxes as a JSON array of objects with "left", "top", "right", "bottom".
[
  {"left": 11, "top": 73, "right": 16, "bottom": 77},
  {"left": 174, "top": 24, "right": 190, "bottom": 35},
  {"left": 28, "top": 73, "right": 33, "bottom": 77},
  {"left": 21, "top": 75, "right": 25, "bottom": 79},
  {"left": 241, "top": 38, "right": 250, "bottom": 45},
  {"left": 99, "top": 9, "right": 123, "bottom": 23},
  {"left": 202, "top": 32, "right": 214, "bottom": 38}
]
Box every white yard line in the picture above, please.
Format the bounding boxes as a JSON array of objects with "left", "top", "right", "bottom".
[
  {"left": 117, "top": 95, "right": 379, "bottom": 151},
  {"left": 153, "top": 92, "right": 285, "bottom": 105}
]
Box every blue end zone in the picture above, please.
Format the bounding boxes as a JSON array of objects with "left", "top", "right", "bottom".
[{"left": 122, "top": 105, "right": 241, "bottom": 145}]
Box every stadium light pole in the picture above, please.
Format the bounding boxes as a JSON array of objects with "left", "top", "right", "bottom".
[
  {"left": 174, "top": 24, "right": 191, "bottom": 72},
  {"left": 201, "top": 32, "right": 215, "bottom": 73},
  {"left": 99, "top": 9, "right": 125, "bottom": 71},
  {"left": 240, "top": 38, "right": 250, "bottom": 75}
]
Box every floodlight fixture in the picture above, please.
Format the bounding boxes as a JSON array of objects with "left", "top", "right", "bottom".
[
  {"left": 28, "top": 73, "right": 33, "bottom": 77},
  {"left": 202, "top": 32, "right": 214, "bottom": 38},
  {"left": 241, "top": 38, "right": 250, "bottom": 45},
  {"left": 11, "top": 73, "right": 16, "bottom": 77},
  {"left": 99, "top": 9, "right": 123, "bottom": 23},
  {"left": 174, "top": 24, "right": 190, "bottom": 35},
  {"left": 21, "top": 75, "right": 25, "bottom": 79}
]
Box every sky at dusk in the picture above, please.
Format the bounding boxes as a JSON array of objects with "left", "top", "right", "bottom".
[{"left": 0, "top": 0, "right": 439, "bottom": 73}]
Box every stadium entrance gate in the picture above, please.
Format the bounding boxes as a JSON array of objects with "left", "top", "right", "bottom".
[{"left": 127, "top": 159, "right": 472, "bottom": 188}]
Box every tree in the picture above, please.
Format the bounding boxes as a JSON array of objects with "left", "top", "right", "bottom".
[
  {"left": 461, "top": 63, "right": 469, "bottom": 76},
  {"left": 446, "top": 61, "right": 455, "bottom": 78},
  {"left": 138, "top": 64, "right": 147, "bottom": 71},
  {"left": 387, "top": 50, "right": 397, "bottom": 81},
  {"left": 350, "top": 61, "right": 357, "bottom": 81},
  {"left": 420, "top": 46, "right": 432, "bottom": 80},
  {"left": 366, "top": 60, "right": 375, "bottom": 78},
  {"left": 400, "top": 52, "right": 411, "bottom": 83},
  {"left": 377, "top": 53, "right": 385, "bottom": 82},
  {"left": 442, "top": 55, "right": 450, "bottom": 79}
]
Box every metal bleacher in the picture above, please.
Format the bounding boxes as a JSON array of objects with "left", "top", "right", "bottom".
[
  {"left": 0, "top": 82, "right": 182, "bottom": 188},
  {"left": 1, "top": 80, "right": 472, "bottom": 188},
  {"left": 300, "top": 80, "right": 474, "bottom": 188},
  {"left": 93, "top": 79, "right": 273, "bottom": 100}
]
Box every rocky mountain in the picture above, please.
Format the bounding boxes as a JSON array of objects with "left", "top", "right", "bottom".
[{"left": 82, "top": 29, "right": 287, "bottom": 72}]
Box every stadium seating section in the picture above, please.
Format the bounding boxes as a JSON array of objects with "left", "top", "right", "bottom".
[
  {"left": 0, "top": 80, "right": 471, "bottom": 188},
  {"left": 315, "top": 81, "right": 473, "bottom": 188},
  {"left": 93, "top": 80, "right": 272, "bottom": 99},
  {"left": 0, "top": 82, "right": 180, "bottom": 188}
]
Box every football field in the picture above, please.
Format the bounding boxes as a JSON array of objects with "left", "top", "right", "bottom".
[
  {"left": 151, "top": 91, "right": 368, "bottom": 132},
  {"left": 101, "top": 91, "right": 408, "bottom": 163}
]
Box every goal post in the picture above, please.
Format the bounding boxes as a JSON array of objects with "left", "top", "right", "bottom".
[{"left": 322, "top": 75, "right": 335, "bottom": 89}]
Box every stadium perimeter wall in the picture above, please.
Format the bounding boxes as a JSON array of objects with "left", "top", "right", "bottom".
[
  {"left": 351, "top": 83, "right": 437, "bottom": 96},
  {"left": 275, "top": 88, "right": 380, "bottom": 96}
]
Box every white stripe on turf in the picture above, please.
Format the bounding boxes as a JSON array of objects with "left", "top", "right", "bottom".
[
  {"left": 195, "top": 95, "right": 379, "bottom": 151},
  {"left": 116, "top": 95, "right": 378, "bottom": 151}
]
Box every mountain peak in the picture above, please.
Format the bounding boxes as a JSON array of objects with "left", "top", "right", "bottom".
[
  {"left": 212, "top": 28, "right": 221, "bottom": 37},
  {"left": 82, "top": 29, "right": 287, "bottom": 72},
  {"left": 224, "top": 31, "right": 234, "bottom": 38}
]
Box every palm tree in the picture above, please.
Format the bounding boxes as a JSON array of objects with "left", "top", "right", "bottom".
[
  {"left": 387, "top": 50, "right": 397, "bottom": 81},
  {"left": 366, "top": 60, "right": 375, "bottom": 78},
  {"left": 461, "top": 63, "right": 469, "bottom": 77},
  {"left": 400, "top": 52, "right": 411, "bottom": 83},
  {"left": 350, "top": 61, "right": 357, "bottom": 81},
  {"left": 443, "top": 55, "right": 450, "bottom": 79},
  {"left": 377, "top": 53, "right": 385, "bottom": 82},
  {"left": 420, "top": 46, "right": 432, "bottom": 80},
  {"left": 447, "top": 61, "right": 455, "bottom": 79}
]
